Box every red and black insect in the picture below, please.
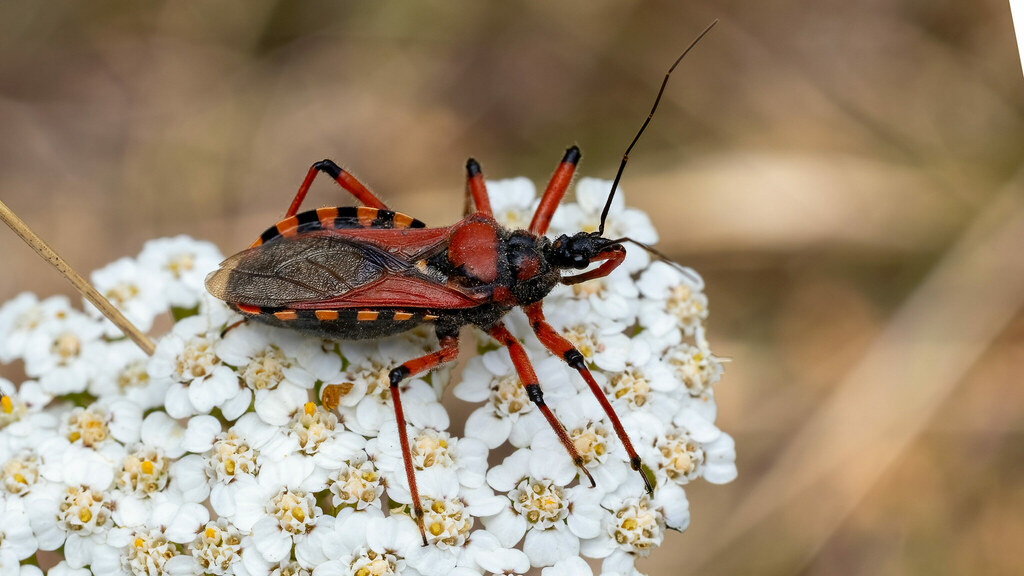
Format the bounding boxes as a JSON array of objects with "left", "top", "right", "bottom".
[{"left": 206, "top": 22, "right": 716, "bottom": 544}]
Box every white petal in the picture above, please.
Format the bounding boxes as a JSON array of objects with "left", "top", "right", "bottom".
[
  {"left": 220, "top": 387, "right": 253, "bottom": 420},
  {"left": 252, "top": 518, "right": 293, "bottom": 563},
  {"left": 523, "top": 527, "right": 578, "bottom": 567},
  {"left": 141, "top": 412, "right": 186, "bottom": 458},
  {"left": 543, "top": 557, "right": 593, "bottom": 576},
  {"left": 183, "top": 415, "right": 221, "bottom": 452},
  {"left": 656, "top": 483, "right": 690, "bottom": 531},
  {"left": 254, "top": 385, "right": 307, "bottom": 426},
  {"left": 63, "top": 533, "right": 92, "bottom": 568},
  {"left": 481, "top": 508, "right": 526, "bottom": 548},
  {"left": 164, "top": 383, "right": 195, "bottom": 418},
  {"left": 113, "top": 494, "right": 148, "bottom": 527},
  {"left": 477, "top": 548, "right": 530, "bottom": 574},
  {"left": 464, "top": 408, "right": 512, "bottom": 449}
]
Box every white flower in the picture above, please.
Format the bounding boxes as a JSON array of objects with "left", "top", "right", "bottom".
[
  {"left": 0, "top": 499, "right": 37, "bottom": 567},
  {"left": 405, "top": 491, "right": 505, "bottom": 576},
  {"left": 231, "top": 457, "right": 323, "bottom": 564},
  {"left": 241, "top": 403, "right": 366, "bottom": 492},
  {"left": 1, "top": 450, "right": 42, "bottom": 497},
  {"left": 487, "top": 178, "right": 538, "bottom": 231},
  {"left": 46, "top": 562, "right": 93, "bottom": 576},
  {"left": 529, "top": 392, "right": 630, "bottom": 490},
  {"left": 112, "top": 442, "right": 209, "bottom": 531},
  {"left": 542, "top": 557, "right": 593, "bottom": 576},
  {"left": 580, "top": 483, "right": 689, "bottom": 568},
  {"left": 637, "top": 261, "right": 707, "bottom": 337},
  {"left": 138, "top": 235, "right": 223, "bottom": 309},
  {"left": 27, "top": 481, "right": 117, "bottom": 568},
  {"left": 333, "top": 336, "right": 449, "bottom": 436},
  {"left": 369, "top": 422, "right": 488, "bottom": 504},
  {"left": 601, "top": 340, "right": 682, "bottom": 425},
  {"left": 115, "top": 444, "right": 171, "bottom": 496},
  {"left": 22, "top": 310, "right": 105, "bottom": 395},
  {"left": 188, "top": 519, "right": 245, "bottom": 575},
  {"left": 150, "top": 315, "right": 249, "bottom": 419},
  {"left": 660, "top": 331, "right": 725, "bottom": 400},
  {"left": 484, "top": 449, "right": 604, "bottom": 568},
  {"left": 0, "top": 293, "right": 72, "bottom": 364},
  {"left": 326, "top": 453, "right": 385, "bottom": 511},
  {"left": 454, "top": 529, "right": 530, "bottom": 575},
  {"left": 548, "top": 178, "right": 658, "bottom": 273},
  {"left": 454, "top": 349, "right": 570, "bottom": 450},
  {"left": 59, "top": 399, "right": 142, "bottom": 449},
  {"left": 217, "top": 323, "right": 340, "bottom": 426},
  {"left": 139, "top": 412, "right": 188, "bottom": 460},
  {"left": 89, "top": 341, "right": 169, "bottom": 409},
  {"left": 549, "top": 265, "right": 640, "bottom": 325},
  {"left": 645, "top": 422, "right": 737, "bottom": 487},
  {"left": 104, "top": 525, "right": 196, "bottom": 576},
  {"left": 312, "top": 508, "right": 423, "bottom": 576},
  {"left": 0, "top": 380, "right": 58, "bottom": 459},
  {"left": 184, "top": 415, "right": 268, "bottom": 518},
  {"left": 86, "top": 257, "right": 167, "bottom": 338},
  {"left": 540, "top": 300, "right": 632, "bottom": 372}
]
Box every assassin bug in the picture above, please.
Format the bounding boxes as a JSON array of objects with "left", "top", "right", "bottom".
[{"left": 206, "top": 21, "right": 716, "bottom": 544}]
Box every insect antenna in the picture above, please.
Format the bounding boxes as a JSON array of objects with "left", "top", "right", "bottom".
[
  {"left": 597, "top": 19, "right": 718, "bottom": 237},
  {"left": 611, "top": 236, "right": 704, "bottom": 289}
]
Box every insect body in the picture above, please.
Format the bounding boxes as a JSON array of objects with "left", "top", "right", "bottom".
[
  {"left": 206, "top": 151, "right": 643, "bottom": 543},
  {"left": 206, "top": 21, "right": 717, "bottom": 545}
]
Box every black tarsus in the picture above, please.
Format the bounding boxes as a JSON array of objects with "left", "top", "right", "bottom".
[
  {"left": 562, "top": 145, "right": 582, "bottom": 165},
  {"left": 597, "top": 19, "right": 718, "bottom": 237},
  {"left": 631, "top": 456, "right": 655, "bottom": 495},
  {"left": 313, "top": 159, "right": 343, "bottom": 179},
  {"left": 466, "top": 158, "right": 482, "bottom": 177},
  {"left": 389, "top": 365, "right": 411, "bottom": 386}
]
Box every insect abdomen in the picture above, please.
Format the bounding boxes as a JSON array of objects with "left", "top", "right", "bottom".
[
  {"left": 251, "top": 206, "right": 426, "bottom": 248},
  {"left": 233, "top": 304, "right": 440, "bottom": 340}
]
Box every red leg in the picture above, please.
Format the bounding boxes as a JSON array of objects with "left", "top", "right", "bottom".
[
  {"left": 464, "top": 158, "right": 493, "bottom": 217},
  {"left": 487, "top": 323, "right": 596, "bottom": 488},
  {"left": 285, "top": 159, "right": 388, "bottom": 218},
  {"left": 218, "top": 317, "right": 249, "bottom": 338},
  {"left": 387, "top": 335, "right": 461, "bottom": 545},
  {"left": 560, "top": 245, "right": 626, "bottom": 286},
  {"left": 529, "top": 146, "right": 581, "bottom": 235},
  {"left": 523, "top": 302, "right": 654, "bottom": 495}
]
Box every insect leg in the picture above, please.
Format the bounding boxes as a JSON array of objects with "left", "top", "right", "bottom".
[
  {"left": 487, "top": 322, "right": 596, "bottom": 488},
  {"left": 285, "top": 159, "right": 388, "bottom": 218},
  {"left": 464, "top": 158, "right": 493, "bottom": 217},
  {"left": 218, "top": 317, "right": 249, "bottom": 338},
  {"left": 528, "top": 146, "right": 581, "bottom": 235},
  {"left": 387, "top": 334, "right": 461, "bottom": 546},
  {"left": 522, "top": 302, "right": 654, "bottom": 495}
]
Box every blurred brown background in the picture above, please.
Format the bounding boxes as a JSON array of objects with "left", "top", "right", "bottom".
[{"left": 2, "top": 1, "right": 1023, "bottom": 575}]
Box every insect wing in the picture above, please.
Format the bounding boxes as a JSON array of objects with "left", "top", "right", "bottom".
[{"left": 206, "top": 232, "right": 389, "bottom": 307}]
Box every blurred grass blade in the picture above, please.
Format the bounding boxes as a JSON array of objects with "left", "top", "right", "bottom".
[{"left": 688, "top": 169, "right": 1024, "bottom": 574}]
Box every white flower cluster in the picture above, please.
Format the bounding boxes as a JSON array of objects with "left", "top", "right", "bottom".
[{"left": 0, "top": 179, "right": 735, "bottom": 576}]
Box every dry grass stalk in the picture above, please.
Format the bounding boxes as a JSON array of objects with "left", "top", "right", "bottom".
[{"left": 0, "top": 199, "right": 157, "bottom": 356}]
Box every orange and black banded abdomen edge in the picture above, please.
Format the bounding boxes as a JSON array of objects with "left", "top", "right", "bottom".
[
  {"left": 250, "top": 206, "right": 426, "bottom": 248},
  {"left": 233, "top": 304, "right": 441, "bottom": 340}
]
